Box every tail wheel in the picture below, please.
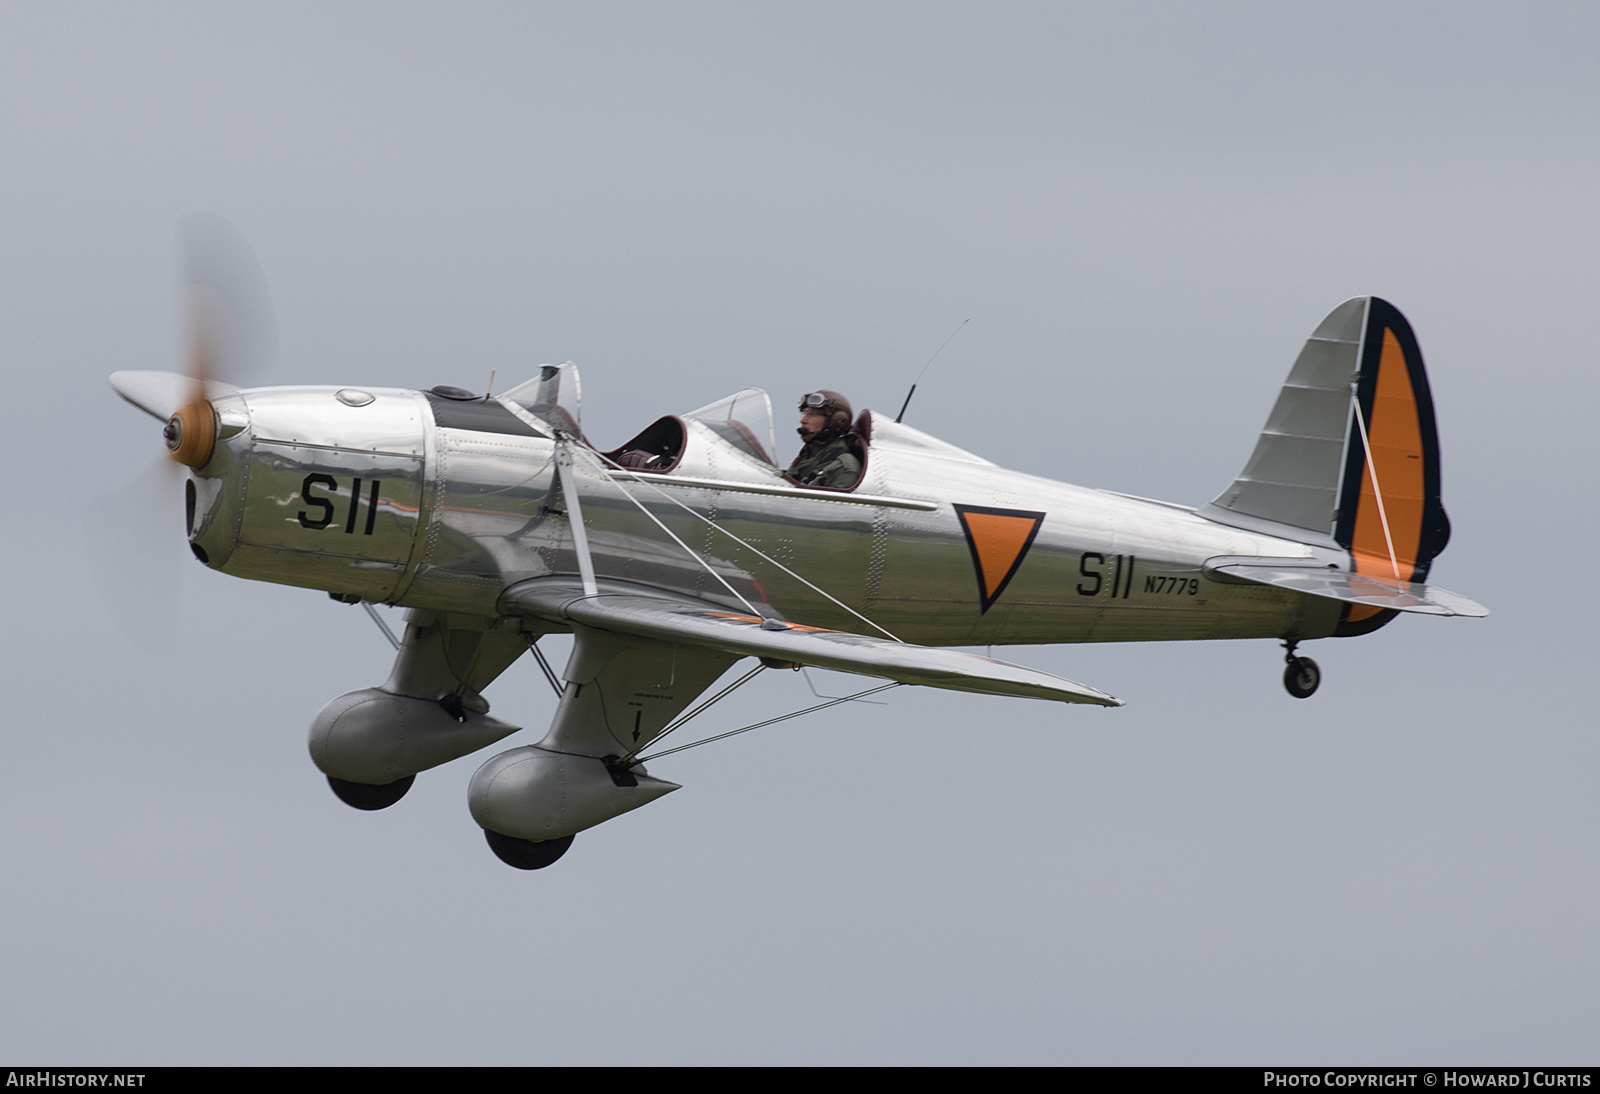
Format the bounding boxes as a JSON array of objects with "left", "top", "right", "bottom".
[
  {"left": 1283, "top": 656, "right": 1321, "bottom": 699},
  {"left": 484, "top": 830, "right": 575, "bottom": 870}
]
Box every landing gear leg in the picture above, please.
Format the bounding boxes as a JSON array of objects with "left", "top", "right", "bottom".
[{"left": 1281, "top": 640, "right": 1321, "bottom": 699}]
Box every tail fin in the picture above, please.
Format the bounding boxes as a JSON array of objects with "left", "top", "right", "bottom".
[{"left": 1202, "top": 298, "right": 1451, "bottom": 629}]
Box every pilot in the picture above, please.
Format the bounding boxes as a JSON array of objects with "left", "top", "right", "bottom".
[{"left": 787, "top": 390, "right": 862, "bottom": 489}]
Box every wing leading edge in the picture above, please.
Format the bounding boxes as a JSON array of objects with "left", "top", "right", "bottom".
[{"left": 503, "top": 580, "right": 1124, "bottom": 706}]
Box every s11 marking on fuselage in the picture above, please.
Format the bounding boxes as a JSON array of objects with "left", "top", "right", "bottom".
[
  {"left": 1077, "top": 552, "right": 1136, "bottom": 599},
  {"left": 298, "top": 474, "right": 381, "bottom": 535}
]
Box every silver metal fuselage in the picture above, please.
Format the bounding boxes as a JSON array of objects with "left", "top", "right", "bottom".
[{"left": 189, "top": 385, "right": 1343, "bottom": 646}]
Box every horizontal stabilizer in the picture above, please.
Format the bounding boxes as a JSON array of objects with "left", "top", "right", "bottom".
[
  {"left": 504, "top": 580, "right": 1123, "bottom": 706},
  {"left": 1205, "top": 561, "right": 1487, "bottom": 617},
  {"left": 110, "top": 370, "right": 237, "bottom": 421}
]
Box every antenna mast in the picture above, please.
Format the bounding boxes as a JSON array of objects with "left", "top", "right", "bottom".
[{"left": 896, "top": 318, "right": 970, "bottom": 423}]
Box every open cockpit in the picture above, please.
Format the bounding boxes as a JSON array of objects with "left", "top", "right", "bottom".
[
  {"left": 603, "top": 388, "right": 870, "bottom": 492},
  {"left": 434, "top": 366, "right": 874, "bottom": 493},
  {"left": 603, "top": 388, "right": 777, "bottom": 474},
  {"left": 597, "top": 388, "right": 857, "bottom": 493}
]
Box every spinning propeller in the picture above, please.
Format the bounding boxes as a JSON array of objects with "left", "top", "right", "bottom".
[
  {"left": 112, "top": 213, "right": 275, "bottom": 443},
  {"left": 104, "top": 216, "right": 276, "bottom": 624}
]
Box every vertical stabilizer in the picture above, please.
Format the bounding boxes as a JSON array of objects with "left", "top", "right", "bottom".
[
  {"left": 1205, "top": 297, "right": 1367, "bottom": 538},
  {"left": 1201, "top": 297, "right": 1451, "bottom": 634}
]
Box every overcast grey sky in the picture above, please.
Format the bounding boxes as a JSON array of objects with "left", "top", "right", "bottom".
[{"left": 0, "top": 1, "right": 1595, "bottom": 1064}]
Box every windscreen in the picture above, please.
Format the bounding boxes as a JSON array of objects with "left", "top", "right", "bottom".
[
  {"left": 682, "top": 388, "right": 776, "bottom": 465},
  {"left": 501, "top": 362, "right": 582, "bottom": 437}
]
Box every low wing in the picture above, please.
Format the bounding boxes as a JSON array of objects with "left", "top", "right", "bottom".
[
  {"left": 504, "top": 580, "right": 1123, "bottom": 706},
  {"left": 110, "top": 370, "right": 237, "bottom": 421},
  {"left": 1207, "top": 562, "right": 1488, "bottom": 617}
]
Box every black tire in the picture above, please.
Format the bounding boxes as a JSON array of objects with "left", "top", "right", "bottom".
[
  {"left": 484, "top": 829, "right": 575, "bottom": 870},
  {"left": 327, "top": 773, "right": 415, "bottom": 810},
  {"left": 1283, "top": 656, "right": 1321, "bottom": 699}
]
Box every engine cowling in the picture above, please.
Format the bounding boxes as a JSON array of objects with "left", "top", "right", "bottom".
[{"left": 192, "top": 385, "right": 431, "bottom": 603}]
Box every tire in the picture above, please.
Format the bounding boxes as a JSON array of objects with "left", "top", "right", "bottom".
[
  {"left": 327, "top": 773, "right": 415, "bottom": 810},
  {"left": 1283, "top": 656, "right": 1321, "bottom": 699},
  {"left": 484, "top": 830, "right": 575, "bottom": 870}
]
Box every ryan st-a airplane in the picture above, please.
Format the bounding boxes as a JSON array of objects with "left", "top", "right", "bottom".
[{"left": 111, "top": 235, "right": 1485, "bottom": 869}]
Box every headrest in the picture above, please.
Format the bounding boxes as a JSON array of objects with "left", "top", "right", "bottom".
[{"left": 854, "top": 409, "right": 872, "bottom": 445}]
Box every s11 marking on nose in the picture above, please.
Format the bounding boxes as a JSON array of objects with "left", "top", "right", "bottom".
[{"left": 298, "top": 474, "right": 381, "bottom": 534}]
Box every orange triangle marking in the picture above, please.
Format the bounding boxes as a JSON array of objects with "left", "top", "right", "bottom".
[
  {"left": 965, "top": 513, "right": 1038, "bottom": 596},
  {"left": 953, "top": 505, "right": 1046, "bottom": 613}
]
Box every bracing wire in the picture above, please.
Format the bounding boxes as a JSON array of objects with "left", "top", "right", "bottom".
[
  {"left": 632, "top": 682, "right": 901, "bottom": 764},
  {"left": 578, "top": 449, "right": 763, "bottom": 617},
  {"left": 599, "top": 453, "right": 904, "bottom": 643},
  {"left": 620, "top": 662, "right": 766, "bottom": 764},
  {"left": 1350, "top": 393, "right": 1402, "bottom": 580}
]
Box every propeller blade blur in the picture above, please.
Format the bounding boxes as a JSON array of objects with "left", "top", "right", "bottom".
[
  {"left": 179, "top": 213, "right": 277, "bottom": 389},
  {"left": 93, "top": 455, "right": 185, "bottom": 647}
]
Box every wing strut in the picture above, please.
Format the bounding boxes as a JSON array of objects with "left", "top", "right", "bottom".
[
  {"left": 359, "top": 600, "right": 401, "bottom": 649},
  {"left": 525, "top": 637, "right": 565, "bottom": 697},
  {"left": 554, "top": 440, "right": 599, "bottom": 597}
]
